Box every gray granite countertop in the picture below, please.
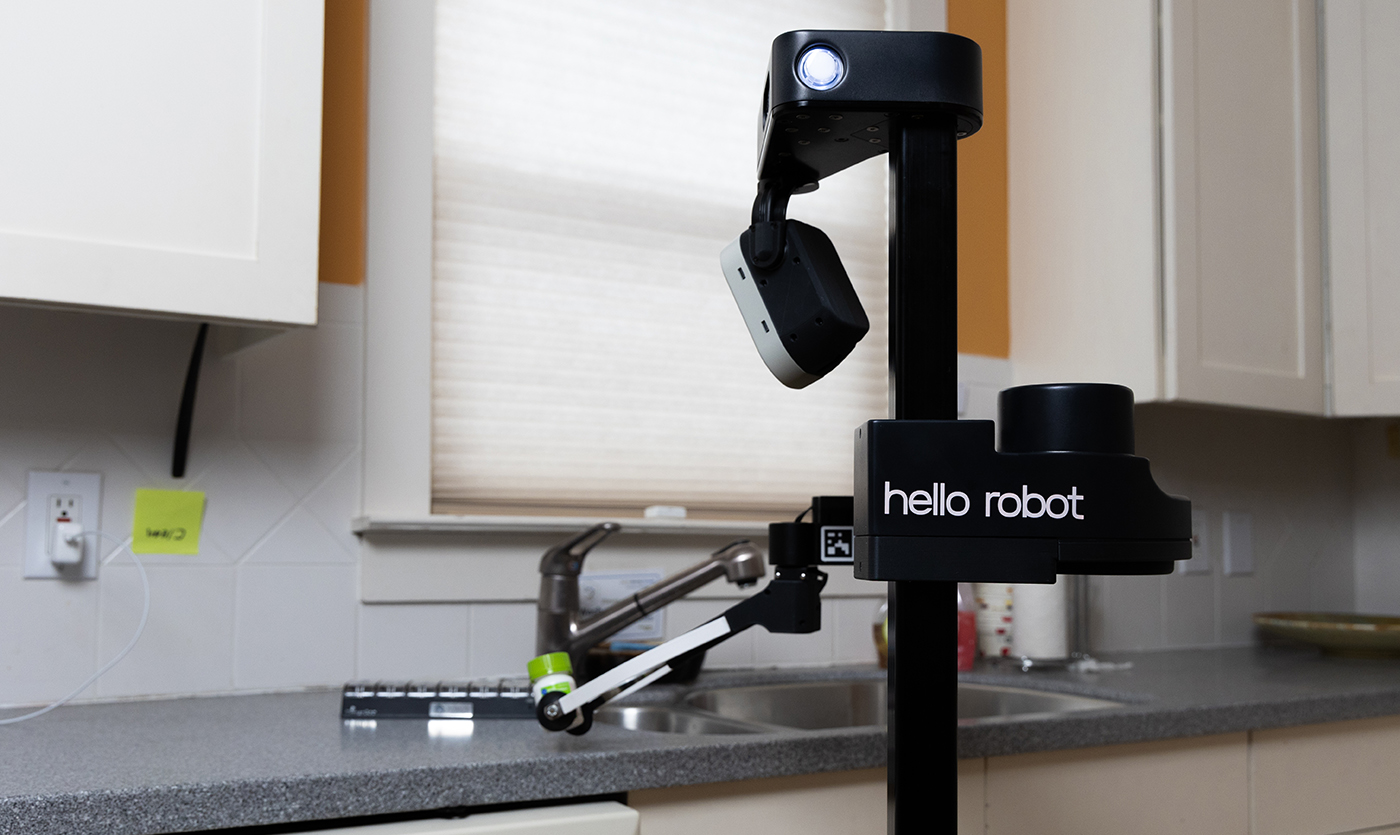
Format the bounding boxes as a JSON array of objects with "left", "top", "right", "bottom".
[
  {"left": 0, "top": 667, "right": 884, "bottom": 835},
  {"left": 5, "top": 647, "right": 1400, "bottom": 834},
  {"left": 956, "top": 644, "right": 1400, "bottom": 758}
]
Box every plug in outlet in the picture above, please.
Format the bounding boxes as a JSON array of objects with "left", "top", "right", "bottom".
[
  {"left": 48, "top": 495, "right": 82, "bottom": 564},
  {"left": 25, "top": 471, "right": 102, "bottom": 579},
  {"left": 1179, "top": 509, "right": 1211, "bottom": 575}
]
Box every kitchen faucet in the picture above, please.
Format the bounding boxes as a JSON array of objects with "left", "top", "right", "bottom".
[
  {"left": 535, "top": 523, "right": 767, "bottom": 677},
  {"left": 532, "top": 515, "right": 830, "bottom": 735}
]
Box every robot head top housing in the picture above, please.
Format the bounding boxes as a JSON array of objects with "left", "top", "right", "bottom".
[{"left": 723, "top": 31, "right": 983, "bottom": 388}]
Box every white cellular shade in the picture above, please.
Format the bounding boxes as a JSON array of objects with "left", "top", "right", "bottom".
[{"left": 433, "top": 0, "right": 890, "bottom": 517}]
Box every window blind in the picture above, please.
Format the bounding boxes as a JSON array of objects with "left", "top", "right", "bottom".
[{"left": 433, "top": 0, "right": 890, "bottom": 519}]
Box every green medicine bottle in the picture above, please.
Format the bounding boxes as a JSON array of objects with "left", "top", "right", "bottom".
[{"left": 526, "top": 652, "right": 576, "bottom": 704}]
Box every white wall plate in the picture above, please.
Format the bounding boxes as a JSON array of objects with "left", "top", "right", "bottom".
[
  {"left": 25, "top": 471, "right": 102, "bottom": 580},
  {"left": 1222, "top": 510, "right": 1254, "bottom": 577},
  {"left": 1179, "top": 509, "right": 1211, "bottom": 574}
]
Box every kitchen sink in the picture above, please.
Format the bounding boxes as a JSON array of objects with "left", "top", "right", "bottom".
[
  {"left": 956, "top": 682, "right": 1122, "bottom": 723},
  {"left": 684, "top": 680, "right": 886, "bottom": 730},
  {"left": 595, "top": 678, "right": 1123, "bottom": 735},
  {"left": 593, "top": 705, "right": 770, "bottom": 735}
]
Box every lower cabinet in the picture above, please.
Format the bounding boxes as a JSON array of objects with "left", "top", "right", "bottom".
[
  {"left": 1252, "top": 715, "right": 1400, "bottom": 835},
  {"left": 630, "top": 716, "right": 1400, "bottom": 835},
  {"left": 968, "top": 714, "right": 1400, "bottom": 835},
  {"left": 628, "top": 765, "right": 980, "bottom": 835},
  {"left": 974, "top": 733, "right": 1250, "bottom": 835}
]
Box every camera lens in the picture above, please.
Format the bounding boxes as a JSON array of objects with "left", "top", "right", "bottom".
[{"left": 796, "top": 46, "right": 844, "bottom": 91}]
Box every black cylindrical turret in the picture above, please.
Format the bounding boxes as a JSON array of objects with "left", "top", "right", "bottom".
[
  {"left": 998, "top": 383, "right": 1135, "bottom": 455},
  {"left": 767, "top": 522, "right": 817, "bottom": 567}
]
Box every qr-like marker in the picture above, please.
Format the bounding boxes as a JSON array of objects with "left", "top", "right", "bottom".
[{"left": 820, "top": 526, "right": 855, "bottom": 563}]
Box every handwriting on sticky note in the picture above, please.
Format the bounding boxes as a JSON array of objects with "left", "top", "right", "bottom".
[{"left": 131, "top": 489, "right": 205, "bottom": 555}]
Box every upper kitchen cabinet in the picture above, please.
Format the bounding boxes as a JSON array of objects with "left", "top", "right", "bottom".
[
  {"left": 1323, "top": 1, "right": 1400, "bottom": 415},
  {"left": 0, "top": 1, "right": 324, "bottom": 327},
  {"left": 1008, "top": 0, "right": 1326, "bottom": 414}
]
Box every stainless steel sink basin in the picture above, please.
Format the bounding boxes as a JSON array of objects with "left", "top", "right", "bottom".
[
  {"left": 957, "top": 682, "right": 1122, "bottom": 724},
  {"left": 595, "top": 678, "right": 1123, "bottom": 735},
  {"left": 684, "top": 680, "right": 886, "bottom": 730},
  {"left": 593, "top": 705, "right": 771, "bottom": 735}
]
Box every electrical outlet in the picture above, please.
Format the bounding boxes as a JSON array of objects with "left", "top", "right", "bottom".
[
  {"left": 1222, "top": 510, "right": 1254, "bottom": 577},
  {"left": 25, "top": 471, "right": 102, "bottom": 580},
  {"left": 48, "top": 497, "right": 83, "bottom": 564},
  {"left": 1179, "top": 509, "right": 1211, "bottom": 575}
]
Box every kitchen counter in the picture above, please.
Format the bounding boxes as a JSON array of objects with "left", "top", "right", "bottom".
[
  {"left": 5, "top": 647, "right": 1400, "bottom": 834},
  {"left": 0, "top": 667, "right": 884, "bottom": 835},
  {"left": 958, "top": 644, "right": 1400, "bottom": 758}
]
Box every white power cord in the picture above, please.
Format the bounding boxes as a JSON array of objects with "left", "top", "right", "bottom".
[{"left": 0, "top": 530, "right": 150, "bottom": 725}]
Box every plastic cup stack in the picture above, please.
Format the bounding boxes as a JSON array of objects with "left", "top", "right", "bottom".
[{"left": 972, "top": 583, "right": 1015, "bottom": 658}]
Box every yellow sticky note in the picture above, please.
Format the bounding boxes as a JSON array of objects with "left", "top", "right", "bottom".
[{"left": 131, "top": 489, "right": 205, "bottom": 554}]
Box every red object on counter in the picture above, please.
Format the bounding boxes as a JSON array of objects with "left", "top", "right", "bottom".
[
  {"left": 956, "top": 582, "right": 977, "bottom": 670},
  {"left": 957, "top": 610, "right": 976, "bottom": 670}
]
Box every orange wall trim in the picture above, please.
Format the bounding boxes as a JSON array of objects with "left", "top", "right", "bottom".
[
  {"left": 318, "top": 0, "right": 369, "bottom": 285},
  {"left": 948, "top": 0, "right": 1010, "bottom": 358}
]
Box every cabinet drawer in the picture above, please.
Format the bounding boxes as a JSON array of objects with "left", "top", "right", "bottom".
[
  {"left": 1253, "top": 714, "right": 1400, "bottom": 835},
  {"left": 984, "top": 733, "right": 1248, "bottom": 835},
  {"left": 631, "top": 769, "right": 891, "bottom": 835}
]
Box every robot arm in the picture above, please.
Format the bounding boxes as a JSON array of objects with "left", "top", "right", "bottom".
[{"left": 534, "top": 521, "right": 828, "bottom": 736}]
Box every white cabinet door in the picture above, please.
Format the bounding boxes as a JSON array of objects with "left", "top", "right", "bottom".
[
  {"left": 0, "top": 1, "right": 324, "bottom": 327},
  {"left": 1162, "top": 0, "right": 1325, "bottom": 414},
  {"left": 1323, "top": 0, "right": 1400, "bottom": 415},
  {"left": 1010, "top": 0, "right": 1327, "bottom": 415},
  {"left": 1007, "top": 0, "right": 1162, "bottom": 403}
]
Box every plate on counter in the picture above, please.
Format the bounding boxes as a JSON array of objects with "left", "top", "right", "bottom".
[{"left": 1254, "top": 612, "right": 1400, "bottom": 658}]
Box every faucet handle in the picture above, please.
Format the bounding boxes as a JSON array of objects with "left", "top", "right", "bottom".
[{"left": 539, "top": 522, "right": 621, "bottom": 575}]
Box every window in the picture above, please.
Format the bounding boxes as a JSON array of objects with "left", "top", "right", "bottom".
[{"left": 431, "top": 0, "right": 892, "bottom": 520}]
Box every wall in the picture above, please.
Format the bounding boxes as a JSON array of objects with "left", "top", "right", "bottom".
[
  {"left": 947, "top": 0, "right": 1010, "bottom": 359},
  {"left": 0, "top": 287, "right": 1379, "bottom": 707},
  {"left": 1353, "top": 419, "right": 1400, "bottom": 614},
  {"left": 1090, "top": 404, "right": 1356, "bottom": 651},
  {"left": 0, "top": 305, "right": 1387, "bottom": 706},
  {"left": 318, "top": 0, "right": 368, "bottom": 286},
  {"left": 0, "top": 285, "right": 363, "bottom": 706},
  {"left": 0, "top": 283, "right": 885, "bottom": 708},
  {"left": 0, "top": 286, "right": 1371, "bottom": 708},
  {"left": 0, "top": 1, "right": 1388, "bottom": 707}
]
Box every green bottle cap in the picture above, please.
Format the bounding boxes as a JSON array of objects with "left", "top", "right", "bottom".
[{"left": 527, "top": 651, "right": 573, "bottom": 680}]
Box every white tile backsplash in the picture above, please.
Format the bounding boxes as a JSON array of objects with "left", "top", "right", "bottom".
[
  {"left": 302, "top": 452, "right": 362, "bottom": 557},
  {"left": 1353, "top": 420, "right": 1400, "bottom": 614},
  {"left": 357, "top": 603, "right": 471, "bottom": 681},
  {"left": 832, "top": 598, "right": 883, "bottom": 665},
  {"left": 1098, "top": 575, "right": 1164, "bottom": 652},
  {"left": 0, "top": 473, "right": 24, "bottom": 531},
  {"left": 0, "top": 503, "right": 25, "bottom": 567},
  {"left": 1091, "top": 405, "right": 1358, "bottom": 653},
  {"left": 0, "top": 282, "right": 1384, "bottom": 706},
  {"left": 753, "top": 600, "right": 837, "bottom": 667},
  {"left": 1161, "top": 572, "right": 1216, "bottom": 648},
  {"left": 238, "top": 322, "right": 363, "bottom": 445},
  {"left": 0, "top": 574, "right": 100, "bottom": 704},
  {"left": 467, "top": 602, "right": 536, "bottom": 678},
  {"left": 0, "top": 430, "right": 89, "bottom": 486},
  {"left": 244, "top": 506, "right": 355, "bottom": 565},
  {"left": 0, "top": 285, "right": 376, "bottom": 707},
  {"left": 191, "top": 440, "right": 298, "bottom": 559},
  {"left": 94, "top": 564, "right": 236, "bottom": 698},
  {"left": 233, "top": 563, "right": 358, "bottom": 689}
]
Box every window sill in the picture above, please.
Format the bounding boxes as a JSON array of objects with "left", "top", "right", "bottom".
[{"left": 352, "top": 514, "right": 770, "bottom": 538}]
